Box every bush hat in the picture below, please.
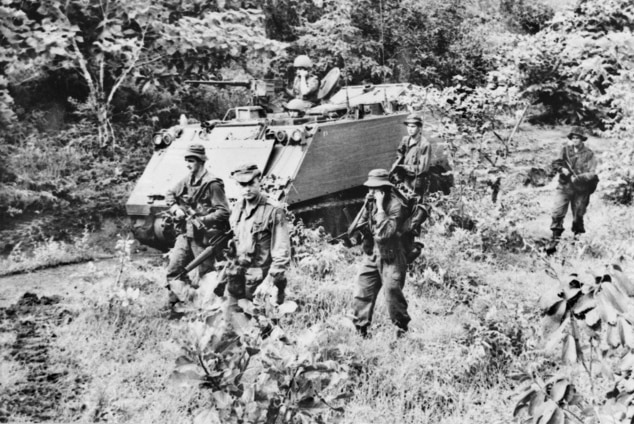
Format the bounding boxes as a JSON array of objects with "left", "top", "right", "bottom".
[
  {"left": 364, "top": 169, "right": 394, "bottom": 188},
  {"left": 231, "top": 163, "right": 262, "bottom": 183},
  {"left": 567, "top": 126, "right": 588, "bottom": 141},
  {"left": 403, "top": 114, "right": 422, "bottom": 126},
  {"left": 184, "top": 144, "right": 207, "bottom": 162}
]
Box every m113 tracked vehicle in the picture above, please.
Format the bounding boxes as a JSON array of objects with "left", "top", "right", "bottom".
[{"left": 126, "top": 72, "right": 442, "bottom": 250}]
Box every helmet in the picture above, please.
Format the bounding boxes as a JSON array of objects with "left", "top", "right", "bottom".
[{"left": 293, "top": 55, "right": 313, "bottom": 69}]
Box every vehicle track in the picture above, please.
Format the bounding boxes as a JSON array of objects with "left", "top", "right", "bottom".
[{"left": 0, "top": 293, "right": 86, "bottom": 422}]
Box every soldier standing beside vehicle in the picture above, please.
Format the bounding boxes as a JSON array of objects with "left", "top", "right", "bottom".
[
  {"left": 348, "top": 169, "right": 411, "bottom": 338},
  {"left": 390, "top": 114, "right": 432, "bottom": 263},
  {"left": 546, "top": 127, "right": 599, "bottom": 255},
  {"left": 219, "top": 163, "right": 291, "bottom": 310},
  {"left": 391, "top": 114, "right": 432, "bottom": 196},
  {"left": 165, "top": 144, "right": 230, "bottom": 309}
]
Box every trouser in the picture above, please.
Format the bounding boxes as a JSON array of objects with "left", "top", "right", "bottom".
[
  {"left": 165, "top": 234, "right": 216, "bottom": 303},
  {"left": 550, "top": 186, "right": 591, "bottom": 237},
  {"left": 352, "top": 252, "right": 410, "bottom": 331}
]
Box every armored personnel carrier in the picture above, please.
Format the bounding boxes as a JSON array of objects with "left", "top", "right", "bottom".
[{"left": 126, "top": 73, "right": 445, "bottom": 250}]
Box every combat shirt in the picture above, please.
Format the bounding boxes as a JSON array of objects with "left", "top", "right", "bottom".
[
  {"left": 556, "top": 145, "right": 598, "bottom": 191},
  {"left": 292, "top": 74, "right": 320, "bottom": 102},
  {"left": 352, "top": 193, "right": 408, "bottom": 261},
  {"left": 166, "top": 169, "right": 230, "bottom": 238},
  {"left": 396, "top": 133, "right": 432, "bottom": 193},
  {"left": 230, "top": 193, "right": 291, "bottom": 276}
]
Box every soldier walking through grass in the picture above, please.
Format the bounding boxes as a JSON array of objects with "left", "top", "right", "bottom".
[
  {"left": 218, "top": 163, "right": 291, "bottom": 311},
  {"left": 348, "top": 169, "right": 411, "bottom": 337},
  {"left": 164, "top": 144, "right": 230, "bottom": 310},
  {"left": 546, "top": 127, "right": 599, "bottom": 254}
]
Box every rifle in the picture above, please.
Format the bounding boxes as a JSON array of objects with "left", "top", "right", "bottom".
[
  {"left": 181, "top": 205, "right": 207, "bottom": 232},
  {"left": 176, "top": 230, "right": 234, "bottom": 280},
  {"left": 389, "top": 155, "right": 405, "bottom": 181},
  {"left": 328, "top": 195, "right": 373, "bottom": 245}
]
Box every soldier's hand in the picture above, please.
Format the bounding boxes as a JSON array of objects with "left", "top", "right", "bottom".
[
  {"left": 169, "top": 204, "right": 186, "bottom": 219},
  {"left": 374, "top": 190, "right": 385, "bottom": 206},
  {"left": 560, "top": 168, "right": 571, "bottom": 176}
]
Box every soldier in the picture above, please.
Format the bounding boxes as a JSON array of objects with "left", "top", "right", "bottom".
[
  {"left": 546, "top": 126, "right": 599, "bottom": 255},
  {"left": 220, "top": 163, "right": 291, "bottom": 310},
  {"left": 391, "top": 114, "right": 432, "bottom": 196},
  {"left": 165, "top": 144, "right": 230, "bottom": 308},
  {"left": 390, "top": 114, "right": 433, "bottom": 263},
  {"left": 348, "top": 169, "right": 411, "bottom": 337},
  {"left": 285, "top": 55, "right": 320, "bottom": 112},
  {"left": 290, "top": 55, "right": 319, "bottom": 102}
]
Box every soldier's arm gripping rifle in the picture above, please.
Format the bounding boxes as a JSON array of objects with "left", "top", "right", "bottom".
[{"left": 175, "top": 230, "right": 234, "bottom": 281}]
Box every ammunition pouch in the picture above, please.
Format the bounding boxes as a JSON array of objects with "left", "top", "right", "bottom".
[
  {"left": 225, "top": 261, "right": 247, "bottom": 299},
  {"left": 572, "top": 174, "right": 599, "bottom": 194}
]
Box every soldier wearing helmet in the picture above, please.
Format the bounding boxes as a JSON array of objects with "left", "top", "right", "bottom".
[
  {"left": 347, "top": 169, "right": 411, "bottom": 338},
  {"left": 390, "top": 114, "right": 432, "bottom": 196},
  {"left": 288, "top": 55, "right": 320, "bottom": 105},
  {"left": 164, "top": 144, "right": 230, "bottom": 311},
  {"left": 546, "top": 126, "right": 599, "bottom": 254}
]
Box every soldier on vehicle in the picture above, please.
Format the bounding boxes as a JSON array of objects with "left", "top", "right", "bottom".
[
  {"left": 217, "top": 163, "right": 291, "bottom": 310},
  {"left": 546, "top": 126, "right": 599, "bottom": 255},
  {"left": 164, "top": 144, "right": 230, "bottom": 309},
  {"left": 348, "top": 169, "right": 411, "bottom": 338},
  {"left": 285, "top": 55, "right": 320, "bottom": 112}
]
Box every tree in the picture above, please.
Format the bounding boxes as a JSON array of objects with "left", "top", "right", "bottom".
[
  {"left": 501, "top": 0, "right": 634, "bottom": 127},
  {"left": 1, "top": 0, "right": 286, "bottom": 146}
]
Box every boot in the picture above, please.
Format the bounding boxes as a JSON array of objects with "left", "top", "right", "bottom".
[
  {"left": 356, "top": 325, "right": 370, "bottom": 339},
  {"left": 545, "top": 232, "right": 561, "bottom": 256}
]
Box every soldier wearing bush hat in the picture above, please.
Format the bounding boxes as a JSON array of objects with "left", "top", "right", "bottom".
[
  {"left": 546, "top": 126, "right": 598, "bottom": 255},
  {"left": 217, "top": 163, "right": 291, "bottom": 309},
  {"left": 183, "top": 143, "right": 208, "bottom": 162},
  {"left": 391, "top": 113, "right": 432, "bottom": 196},
  {"left": 348, "top": 168, "right": 411, "bottom": 338},
  {"left": 164, "top": 143, "right": 230, "bottom": 312}
]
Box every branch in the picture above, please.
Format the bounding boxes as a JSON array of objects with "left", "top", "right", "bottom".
[
  {"left": 105, "top": 25, "right": 149, "bottom": 107},
  {"left": 70, "top": 37, "right": 98, "bottom": 104}
]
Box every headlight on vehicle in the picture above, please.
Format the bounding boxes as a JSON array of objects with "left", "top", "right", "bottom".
[
  {"left": 291, "top": 129, "right": 303, "bottom": 144},
  {"left": 275, "top": 130, "right": 288, "bottom": 144},
  {"left": 162, "top": 132, "right": 174, "bottom": 146},
  {"left": 153, "top": 133, "right": 164, "bottom": 147}
]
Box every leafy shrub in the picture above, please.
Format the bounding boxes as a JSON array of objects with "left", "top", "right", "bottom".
[
  {"left": 515, "top": 265, "right": 634, "bottom": 424},
  {"left": 171, "top": 300, "right": 351, "bottom": 423},
  {"left": 500, "top": 0, "right": 634, "bottom": 127},
  {"left": 500, "top": 0, "right": 554, "bottom": 34}
]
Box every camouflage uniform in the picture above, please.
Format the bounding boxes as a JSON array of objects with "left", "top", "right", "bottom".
[
  {"left": 165, "top": 166, "right": 230, "bottom": 303},
  {"left": 350, "top": 170, "right": 411, "bottom": 335},
  {"left": 551, "top": 143, "right": 598, "bottom": 237}
]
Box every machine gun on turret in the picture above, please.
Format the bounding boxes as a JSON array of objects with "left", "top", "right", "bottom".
[{"left": 185, "top": 79, "right": 285, "bottom": 109}]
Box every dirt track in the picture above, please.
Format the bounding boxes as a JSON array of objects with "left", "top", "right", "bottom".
[{"left": 0, "top": 293, "right": 85, "bottom": 422}]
